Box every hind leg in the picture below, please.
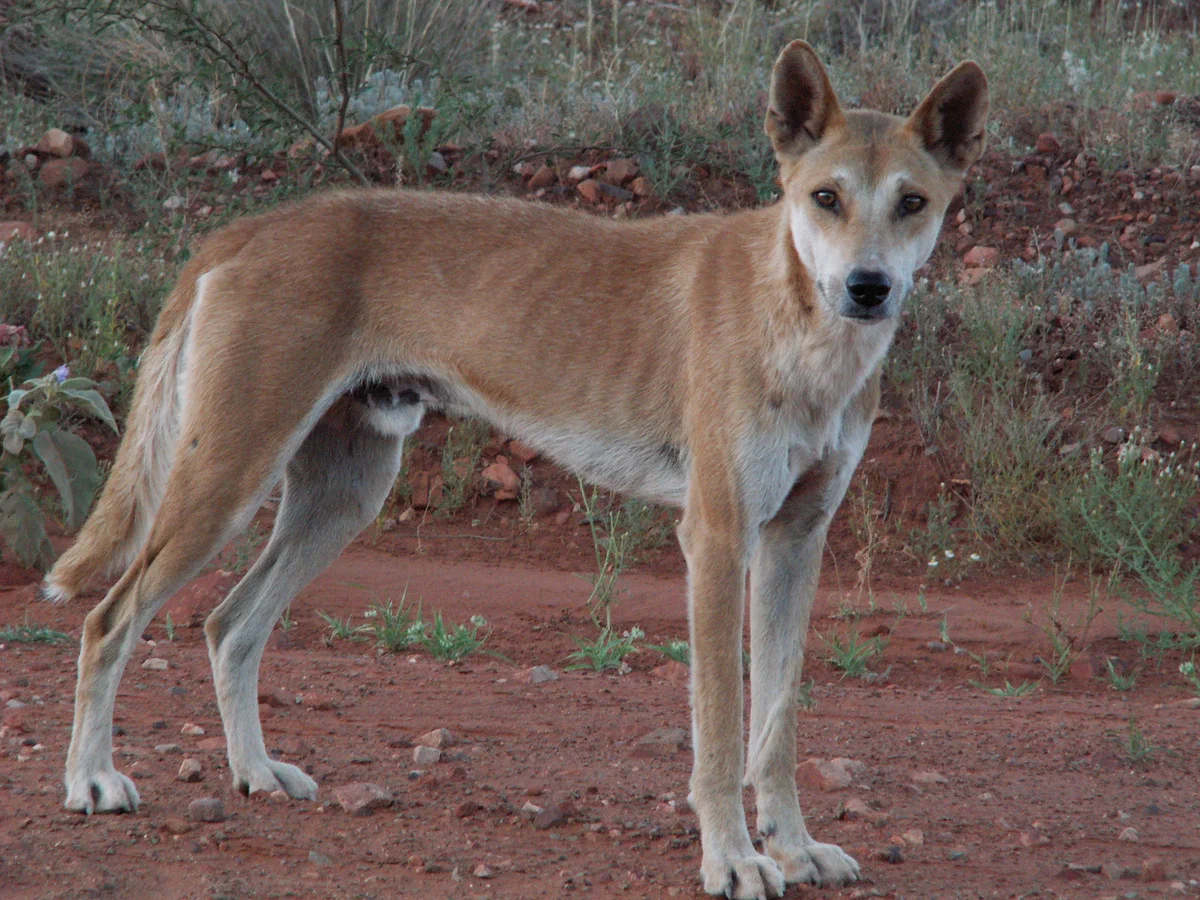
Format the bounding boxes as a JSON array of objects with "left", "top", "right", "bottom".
[
  {"left": 204, "top": 403, "right": 408, "bottom": 799},
  {"left": 64, "top": 472, "right": 274, "bottom": 813}
]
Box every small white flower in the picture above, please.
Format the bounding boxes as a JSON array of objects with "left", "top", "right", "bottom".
[
  {"left": 944, "top": 550, "right": 955, "bottom": 559},
  {"left": 928, "top": 559, "right": 939, "bottom": 568},
  {"left": 969, "top": 553, "right": 982, "bottom": 562}
]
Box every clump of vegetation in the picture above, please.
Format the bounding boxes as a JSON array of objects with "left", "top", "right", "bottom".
[
  {"left": 565, "top": 625, "right": 643, "bottom": 673},
  {"left": 417, "top": 612, "right": 489, "bottom": 662},
  {"left": 820, "top": 629, "right": 887, "bottom": 680},
  {"left": 436, "top": 418, "right": 489, "bottom": 517},
  {"left": 360, "top": 595, "right": 426, "bottom": 653},
  {"left": 0, "top": 367, "right": 117, "bottom": 569},
  {"left": 0, "top": 615, "right": 71, "bottom": 644},
  {"left": 645, "top": 638, "right": 689, "bottom": 665}
]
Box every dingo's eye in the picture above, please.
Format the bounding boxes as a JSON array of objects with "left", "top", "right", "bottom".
[
  {"left": 812, "top": 190, "right": 839, "bottom": 211},
  {"left": 899, "top": 194, "right": 927, "bottom": 216}
]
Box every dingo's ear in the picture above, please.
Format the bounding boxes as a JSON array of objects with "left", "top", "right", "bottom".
[
  {"left": 765, "top": 40, "right": 844, "bottom": 159},
  {"left": 907, "top": 61, "right": 990, "bottom": 171}
]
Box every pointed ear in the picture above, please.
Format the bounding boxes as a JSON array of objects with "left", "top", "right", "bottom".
[
  {"left": 906, "top": 61, "right": 990, "bottom": 171},
  {"left": 764, "top": 40, "right": 844, "bottom": 159}
]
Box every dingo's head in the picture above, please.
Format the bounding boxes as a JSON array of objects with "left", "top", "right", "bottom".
[{"left": 766, "top": 41, "right": 988, "bottom": 324}]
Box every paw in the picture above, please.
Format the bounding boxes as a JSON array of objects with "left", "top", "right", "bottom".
[
  {"left": 764, "top": 835, "right": 860, "bottom": 887},
  {"left": 64, "top": 767, "right": 140, "bottom": 814},
  {"left": 701, "top": 846, "right": 785, "bottom": 899},
  {"left": 232, "top": 757, "right": 317, "bottom": 800}
]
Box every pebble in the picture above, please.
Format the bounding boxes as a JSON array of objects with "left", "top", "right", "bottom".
[
  {"left": 520, "top": 801, "right": 544, "bottom": 818},
  {"left": 632, "top": 726, "right": 689, "bottom": 757},
  {"left": 797, "top": 758, "right": 853, "bottom": 791},
  {"left": 533, "top": 800, "right": 572, "bottom": 829},
  {"left": 576, "top": 179, "right": 602, "bottom": 203},
  {"left": 413, "top": 745, "right": 441, "bottom": 766},
  {"left": 602, "top": 158, "right": 639, "bottom": 185},
  {"left": 527, "top": 665, "right": 558, "bottom": 684},
  {"left": 5, "top": 699, "right": 26, "bottom": 709},
  {"left": 332, "top": 783, "right": 393, "bottom": 816},
  {"left": 177, "top": 758, "right": 203, "bottom": 783},
  {"left": 416, "top": 728, "right": 455, "bottom": 749},
  {"left": 567, "top": 164, "right": 594, "bottom": 182},
  {"left": 154, "top": 743, "right": 182, "bottom": 755},
  {"left": 187, "top": 797, "right": 225, "bottom": 823},
  {"left": 1102, "top": 426, "right": 1126, "bottom": 445},
  {"left": 528, "top": 164, "right": 556, "bottom": 190},
  {"left": 161, "top": 816, "right": 192, "bottom": 835},
  {"left": 473, "top": 864, "right": 493, "bottom": 879},
  {"left": 878, "top": 845, "right": 904, "bottom": 864},
  {"left": 1119, "top": 826, "right": 1140, "bottom": 842},
  {"left": 308, "top": 850, "right": 332, "bottom": 866},
  {"left": 911, "top": 770, "right": 948, "bottom": 786},
  {"left": 963, "top": 245, "right": 1001, "bottom": 268},
  {"left": 1142, "top": 858, "right": 1167, "bottom": 882},
  {"left": 162, "top": 195, "right": 186, "bottom": 211},
  {"left": 141, "top": 658, "right": 168, "bottom": 671},
  {"left": 651, "top": 660, "right": 690, "bottom": 684},
  {"left": 180, "top": 723, "right": 205, "bottom": 736}
]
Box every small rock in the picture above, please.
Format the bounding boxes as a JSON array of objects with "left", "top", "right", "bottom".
[
  {"left": 187, "top": 797, "right": 225, "bottom": 823},
  {"left": 162, "top": 195, "right": 186, "bottom": 211},
  {"left": 180, "top": 723, "right": 205, "bottom": 736},
  {"left": 36, "top": 128, "right": 75, "bottom": 157},
  {"left": 630, "top": 175, "right": 654, "bottom": 197},
  {"left": 481, "top": 459, "right": 520, "bottom": 494},
  {"left": 651, "top": 660, "right": 690, "bottom": 684},
  {"left": 838, "top": 798, "right": 871, "bottom": 821},
  {"left": 1054, "top": 218, "right": 1078, "bottom": 237},
  {"left": 308, "top": 850, "right": 332, "bottom": 867},
  {"left": 528, "top": 164, "right": 556, "bottom": 190},
  {"left": 258, "top": 687, "right": 294, "bottom": 708},
  {"left": 5, "top": 699, "right": 27, "bottom": 709},
  {"left": 259, "top": 168, "right": 278, "bottom": 182},
  {"left": 598, "top": 182, "right": 633, "bottom": 201},
  {"left": 963, "top": 245, "right": 1001, "bottom": 268},
  {"left": 269, "top": 790, "right": 289, "bottom": 802},
  {"left": 1119, "top": 826, "right": 1139, "bottom": 842},
  {"left": 162, "top": 816, "right": 192, "bottom": 835},
  {"left": 454, "top": 800, "right": 481, "bottom": 818},
  {"left": 520, "top": 801, "right": 544, "bottom": 818},
  {"left": 910, "top": 770, "right": 948, "bottom": 786},
  {"left": 142, "top": 658, "right": 169, "bottom": 671},
  {"left": 576, "top": 179, "right": 602, "bottom": 203},
  {"left": 530, "top": 487, "right": 561, "bottom": 515},
  {"left": 1019, "top": 831, "right": 1050, "bottom": 847},
  {"left": 154, "top": 743, "right": 182, "bottom": 755},
  {"left": 878, "top": 845, "right": 904, "bottom": 864},
  {"left": 177, "top": 758, "right": 203, "bottom": 783},
  {"left": 926, "top": 641, "right": 949, "bottom": 652},
  {"left": 416, "top": 728, "right": 454, "bottom": 749},
  {"left": 1035, "top": 133, "right": 1062, "bottom": 155},
  {"left": 413, "top": 745, "right": 441, "bottom": 766},
  {"left": 901, "top": 828, "right": 924, "bottom": 847},
  {"left": 426, "top": 151, "right": 448, "bottom": 176},
  {"left": 831, "top": 757, "right": 866, "bottom": 779},
  {"left": 632, "top": 726, "right": 689, "bottom": 757},
  {"left": 1134, "top": 258, "right": 1166, "bottom": 286},
  {"left": 567, "top": 164, "right": 594, "bottom": 182},
  {"left": 333, "top": 783, "right": 393, "bottom": 816},
  {"left": 527, "top": 665, "right": 558, "bottom": 684},
  {"left": 533, "top": 800, "right": 573, "bottom": 829},
  {"left": 797, "top": 758, "right": 853, "bottom": 791},
  {"left": 602, "top": 158, "right": 639, "bottom": 185},
  {"left": 1142, "top": 858, "right": 1167, "bottom": 882},
  {"left": 473, "top": 863, "right": 493, "bottom": 879},
  {"left": 1156, "top": 313, "right": 1179, "bottom": 336},
  {"left": 1102, "top": 426, "right": 1126, "bottom": 445}
]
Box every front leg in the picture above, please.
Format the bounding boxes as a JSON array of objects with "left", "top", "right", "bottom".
[
  {"left": 744, "top": 392, "right": 877, "bottom": 887},
  {"left": 681, "top": 487, "right": 785, "bottom": 900}
]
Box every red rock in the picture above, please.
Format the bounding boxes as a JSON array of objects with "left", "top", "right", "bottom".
[
  {"left": 1157, "top": 313, "right": 1179, "bottom": 335},
  {"left": 910, "top": 770, "right": 948, "bottom": 786},
  {"left": 630, "top": 176, "right": 654, "bottom": 197},
  {"left": 576, "top": 179, "right": 602, "bottom": 203},
  {"left": 1142, "top": 857, "right": 1168, "bottom": 882},
  {"left": 287, "top": 136, "right": 315, "bottom": 158},
  {"left": 533, "top": 799, "right": 574, "bottom": 829},
  {"left": 482, "top": 459, "right": 520, "bottom": 494},
  {"left": 962, "top": 245, "right": 1001, "bottom": 268},
  {"left": 416, "top": 728, "right": 454, "bottom": 749},
  {"left": 196, "top": 736, "right": 226, "bottom": 751},
  {"left": 36, "top": 128, "right": 75, "bottom": 158},
  {"left": 177, "top": 758, "right": 203, "bottom": 782},
  {"left": 260, "top": 169, "right": 278, "bottom": 182},
  {"left": 1034, "top": 133, "right": 1061, "bottom": 155},
  {"left": 651, "top": 660, "right": 690, "bottom": 684},
  {"left": 0, "top": 222, "right": 35, "bottom": 244},
  {"left": 1054, "top": 218, "right": 1077, "bottom": 236},
  {"left": 838, "top": 798, "right": 871, "bottom": 820},
  {"left": 797, "top": 758, "right": 852, "bottom": 791},
  {"left": 1135, "top": 257, "right": 1166, "bottom": 285},
  {"left": 257, "top": 686, "right": 294, "bottom": 708},
  {"left": 454, "top": 799, "right": 481, "bottom": 818},
  {"left": 333, "top": 783, "right": 393, "bottom": 816},
  {"left": 187, "top": 797, "right": 225, "bottom": 823},
  {"left": 38, "top": 157, "right": 90, "bottom": 190},
  {"left": 506, "top": 440, "right": 538, "bottom": 464},
  {"left": 528, "top": 164, "right": 556, "bottom": 190},
  {"left": 602, "top": 158, "right": 639, "bottom": 185},
  {"left": 632, "top": 726, "right": 689, "bottom": 757},
  {"left": 530, "top": 487, "right": 560, "bottom": 515},
  {"left": 162, "top": 816, "right": 192, "bottom": 835}
]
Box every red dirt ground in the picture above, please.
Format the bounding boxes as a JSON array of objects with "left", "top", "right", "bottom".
[{"left": 4, "top": 485, "right": 1200, "bottom": 900}]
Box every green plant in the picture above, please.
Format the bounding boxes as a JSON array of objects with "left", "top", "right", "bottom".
[
  {"left": 1102, "top": 659, "right": 1137, "bottom": 692},
  {"left": 565, "top": 625, "right": 643, "bottom": 672},
  {"left": 576, "top": 479, "right": 634, "bottom": 629},
  {"left": 820, "top": 629, "right": 887, "bottom": 680},
  {"left": 1114, "top": 716, "right": 1155, "bottom": 765},
  {"left": 1030, "top": 568, "right": 1102, "bottom": 685},
  {"left": 645, "top": 638, "right": 689, "bottom": 665},
  {"left": 976, "top": 679, "right": 1038, "bottom": 698},
  {"left": 517, "top": 466, "right": 536, "bottom": 528},
  {"left": 436, "top": 418, "right": 489, "bottom": 517},
  {"left": 224, "top": 523, "right": 267, "bottom": 574},
  {"left": 317, "top": 610, "right": 361, "bottom": 642},
  {"left": 164, "top": 612, "right": 176, "bottom": 642},
  {"left": 277, "top": 604, "right": 295, "bottom": 631},
  {"left": 0, "top": 367, "right": 117, "bottom": 569},
  {"left": 796, "top": 679, "right": 816, "bottom": 712},
  {"left": 1178, "top": 659, "right": 1200, "bottom": 698},
  {"left": 418, "top": 612, "right": 489, "bottom": 662},
  {"left": 361, "top": 594, "right": 426, "bottom": 653},
  {"left": 0, "top": 615, "right": 71, "bottom": 644}
]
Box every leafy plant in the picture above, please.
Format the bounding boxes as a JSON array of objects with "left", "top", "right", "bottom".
[
  {"left": 417, "top": 612, "right": 489, "bottom": 662},
  {"left": 975, "top": 679, "right": 1038, "bottom": 698},
  {"left": 796, "top": 679, "right": 817, "bottom": 712},
  {"left": 1114, "top": 715, "right": 1155, "bottom": 765},
  {"left": 317, "top": 610, "right": 361, "bottom": 642},
  {"left": 820, "top": 629, "right": 887, "bottom": 680},
  {"left": 576, "top": 479, "right": 635, "bottom": 629},
  {"left": 277, "top": 604, "right": 295, "bottom": 631},
  {"left": 565, "top": 626, "right": 643, "bottom": 672},
  {"left": 0, "top": 615, "right": 71, "bottom": 644},
  {"left": 0, "top": 367, "right": 117, "bottom": 569},
  {"left": 436, "top": 418, "right": 489, "bottom": 517},
  {"left": 1102, "top": 658, "right": 1137, "bottom": 692},
  {"left": 164, "top": 612, "right": 176, "bottom": 642},
  {"left": 361, "top": 595, "right": 426, "bottom": 653},
  {"left": 645, "top": 638, "right": 689, "bottom": 665}
]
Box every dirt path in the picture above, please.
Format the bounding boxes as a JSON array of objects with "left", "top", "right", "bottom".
[{"left": 3, "top": 543, "right": 1200, "bottom": 900}]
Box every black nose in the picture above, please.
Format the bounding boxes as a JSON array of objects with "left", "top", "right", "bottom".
[{"left": 845, "top": 269, "right": 891, "bottom": 308}]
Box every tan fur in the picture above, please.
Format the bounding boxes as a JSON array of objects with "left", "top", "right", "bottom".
[{"left": 49, "top": 43, "right": 987, "bottom": 899}]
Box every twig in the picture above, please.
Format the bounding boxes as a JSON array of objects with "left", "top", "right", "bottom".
[
  {"left": 332, "top": 0, "right": 352, "bottom": 156},
  {"left": 400, "top": 533, "right": 509, "bottom": 541}
]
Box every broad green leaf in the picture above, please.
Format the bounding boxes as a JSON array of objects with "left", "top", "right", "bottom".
[
  {"left": 0, "top": 348, "right": 14, "bottom": 369},
  {"left": 62, "top": 388, "right": 118, "bottom": 433},
  {"left": 0, "top": 490, "right": 54, "bottom": 570},
  {"left": 6, "top": 387, "right": 30, "bottom": 409},
  {"left": 59, "top": 377, "right": 99, "bottom": 391},
  {"left": 2, "top": 431, "right": 22, "bottom": 455},
  {"left": 31, "top": 430, "right": 100, "bottom": 530}
]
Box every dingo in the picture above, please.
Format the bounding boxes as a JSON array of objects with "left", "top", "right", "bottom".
[{"left": 47, "top": 41, "right": 987, "bottom": 898}]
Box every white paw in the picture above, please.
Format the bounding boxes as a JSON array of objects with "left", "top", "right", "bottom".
[
  {"left": 764, "top": 835, "right": 860, "bottom": 887},
  {"left": 64, "top": 767, "right": 140, "bottom": 814},
  {"left": 232, "top": 757, "right": 317, "bottom": 800},
  {"left": 701, "top": 845, "right": 786, "bottom": 899}
]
